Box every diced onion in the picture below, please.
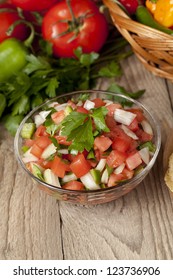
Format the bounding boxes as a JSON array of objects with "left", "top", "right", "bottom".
[
  {"left": 101, "top": 169, "right": 109, "bottom": 184},
  {"left": 121, "top": 124, "right": 138, "bottom": 140},
  {"left": 80, "top": 172, "right": 100, "bottom": 190},
  {"left": 39, "top": 110, "right": 51, "bottom": 120},
  {"left": 141, "top": 120, "right": 153, "bottom": 135},
  {"left": 62, "top": 173, "right": 77, "bottom": 183},
  {"left": 34, "top": 114, "right": 45, "bottom": 127},
  {"left": 22, "top": 147, "right": 38, "bottom": 163},
  {"left": 139, "top": 147, "right": 150, "bottom": 164},
  {"left": 114, "top": 109, "right": 136, "bottom": 126},
  {"left": 58, "top": 149, "right": 69, "bottom": 154},
  {"left": 104, "top": 100, "right": 113, "bottom": 106},
  {"left": 44, "top": 169, "right": 61, "bottom": 188},
  {"left": 83, "top": 100, "right": 95, "bottom": 110},
  {"left": 41, "top": 143, "right": 56, "bottom": 159},
  {"left": 95, "top": 158, "right": 107, "bottom": 172},
  {"left": 54, "top": 103, "right": 68, "bottom": 111},
  {"left": 114, "top": 163, "right": 125, "bottom": 174}
]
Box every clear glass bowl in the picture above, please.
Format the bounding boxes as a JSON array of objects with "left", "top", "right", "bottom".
[{"left": 14, "top": 90, "right": 161, "bottom": 205}]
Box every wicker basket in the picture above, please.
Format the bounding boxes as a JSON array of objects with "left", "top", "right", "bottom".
[{"left": 103, "top": 0, "right": 173, "bottom": 82}]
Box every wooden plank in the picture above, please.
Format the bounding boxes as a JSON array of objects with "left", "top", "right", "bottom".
[
  {"left": 60, "top": 55, "right": 173, "bottom": 260},
  {"left": 0, "top": 129, "right": 63, "bottom": 260}
]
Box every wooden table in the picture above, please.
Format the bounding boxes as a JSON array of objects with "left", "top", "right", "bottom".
[{"left": 0, "top": 54, "right": 173, "bottom": 260}]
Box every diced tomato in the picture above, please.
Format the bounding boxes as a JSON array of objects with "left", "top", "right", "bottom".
[
  {"left": 106, "top": 150, "right": 127, "bottom": 168},
  {"left": 51, "top": 110, "right": 65, "bottom": 125},
  {"left": 127, "top": 117, "right": 139, "bottom": 131},
  {"left": 94, "top": 149, "right": 101, "bottom": 161},
  {"left": 127, "top": 140, "right": 138, "bottom": 154},
  {"left": 87, "top": 159, "right": 97, "bottom": 168},
  {"left": 70, "top": 154, "right": 91, "bottom": 177},
  {"left": 106, "top": 103, "right": 122, "bottom": 116},
  {"left": 37, "top": 159, "right": 52, "bottom": 169},
  {"left": 62, "top": 180, "right": 85, "bottom": 191},
  {"left": 30, "top": 144, "right": 43, "bottom": 158},
  {"left": 94, "top": 135, "right": 112, "bottom": 152},
  {"left": 35, "top": 136, "right": 52, "bottom": 149},
  {"left": 55, "top": 135, "right": 72, "bottom": 146},
  {"left": 92, "top": 98, "right": 106, "bottom": 108},
  {"left": 108, "top": 173, "right": 125, "bottom": 187},
  {"left": 122, "top": 168, "right": 134, "bottom": 179},
  {"left": 112, "top": 136, "right": 131, "bottom": 153},
  {"left": 51, "top": 156, "right": 71, "bottom": 178},
  {"left": 34, "top": 125, "right": 48, "bottom": 137},
  {"left": 105, "top": 115, "right": 117, "bottom": 130},
  {"left": 76, "top": 106, "right": 88, "bottom": 114},
  {"left": 135, "top": 129, "right": 153, "bottom": 142},
  {"left": 127, "top": 108, "right": 145, "bottom": 122},
  {"left": 24, "top": 139, "right": 35, "bottom": 147},
  {"left": 125, "top": 152, "right": 142, "bottom": 170}
]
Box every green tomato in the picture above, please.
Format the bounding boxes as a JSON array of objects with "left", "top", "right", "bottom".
[{"left": 0, "top": 38, "right": 28, "bottom": 82}]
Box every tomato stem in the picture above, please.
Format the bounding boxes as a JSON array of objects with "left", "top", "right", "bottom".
[
  {"left": 66, "top": 0, "right": 78, "bottom": 27},
  {"left": 7, "top": 19, "right": 35, "bottom": 48}
]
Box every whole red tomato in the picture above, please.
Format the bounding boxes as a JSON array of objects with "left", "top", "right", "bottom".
[
  {"left": 118, "top": 0, "right": 144, "bottom": 15},
  {"left": 42, "top": 0, "right": 109, "bottom": 58},
  {"left": 11, "top": 0, "right": 58, "bottom": 11},
  {"left": 0, "top": 3, "right": 29, "bottom": 43}
]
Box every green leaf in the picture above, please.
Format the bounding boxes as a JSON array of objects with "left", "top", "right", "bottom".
[
  {"left": 0, "top": 94, "right": 6, "bottom": 118},
  {"left": 4, "top": 114, "right": 24, "bottom": 136},
  {"left": 49, "top": 136, "right": 59, "bottom": 148},
  {"left": 45, "top": 77, "right": 59, "bottom": 98},
  {"left": 61, "top": 111, "right": 87, "bottom": 136},
  {"left": 98, "top": 61, "right": 122, "bottom": 78},
  {"left": 92, "top": 107, "right": 109, "bottom": 132},
  {"left": 68, "top": 118, "right": 94, "bottom": 152},
  {"left": 74, "top": 47, "right": 83, "bottom": 59},
  {"left": 24, "top": 54, "right": 50, "bottom": 75},
  {"left": 12, "top": 95, "right": 30, "bottom": 116},
  {"left": 31, "top": 94, "right": 44, "bottom": 109},
  {"left": 79, "top": 52, "right": 99, "bottom": 67}
]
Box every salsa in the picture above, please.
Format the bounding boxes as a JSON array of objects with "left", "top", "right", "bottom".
[{"left": 20, "top": 94, "right": 155, "bottom": 191}]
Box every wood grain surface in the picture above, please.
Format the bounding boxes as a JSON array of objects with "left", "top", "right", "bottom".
[{"left": 0, "top": 55, "right": 173, "bottom": 260}]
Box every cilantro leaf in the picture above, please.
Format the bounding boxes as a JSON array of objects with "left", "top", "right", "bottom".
[
  {"left": 12, "top": 95, "right": 30, "bottom": 116},
  {"left": 92, "top": 107, "right": 109, "bottom": 132},
  {"left": 45, "top": 77, "right": 59, "bottom": 98},
  {"left": 4, "top": 114, "right": 24, "bottom": 136},
  {"left": 68, "top": 118, "right": 94, "bottom": 152},
  {"left": 61, "top": 111, "right": 87, "bottom": 136},
  {"left": 24, "top": 54, "right": 51, "bottom": 75},
  {"left": 98, "top": 61, "right": 122, "bottom": 78}
]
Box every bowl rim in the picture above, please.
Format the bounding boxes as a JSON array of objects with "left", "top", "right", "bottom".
[{"left": 14, "top": 90, "right": 161, "bottom": 195}]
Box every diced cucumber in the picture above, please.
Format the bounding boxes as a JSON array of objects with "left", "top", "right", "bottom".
[
  {"left": 21, "top": 123, "right": 36, "bottom": 139},
  {"left": 106, "top": 164, "right": 114, "bottom": 176},
  {"left": 22, "top": 146, "right": 30, "bottom": 153},
  {"left": 44, "top": 169, "right": 61, "bottom": 188},
  {"left": 64, "top": 105, "right": 73, "bottom": 116},
  {"left": 90, "top": 169, "right": 101, "bottom": 184},
  {"left": 87, "top": 150, "right": 95, "bottom": 159}
]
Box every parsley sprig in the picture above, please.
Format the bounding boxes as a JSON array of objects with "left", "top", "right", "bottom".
[{"left": 60, "top": 107, "right": 109, "bottom": 152}]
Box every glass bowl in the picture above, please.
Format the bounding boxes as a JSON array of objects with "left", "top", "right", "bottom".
[{"left": 14, "top": 90, "right": 161, "bottom": 205}]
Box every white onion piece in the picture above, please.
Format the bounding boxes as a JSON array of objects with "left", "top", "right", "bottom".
[
  {"left": 58, "top": 149, "right": 69, "bottom": 154},
  {"left": 139, "top": 147, "right": 150, "bottom": 164},
  {"left": 114, "top": 109, "right": 136, "bottom": 126},
  {"left": 62, "top": 173, "right": 77, "bottom": 183},
  {"left": 121, "top": 124, "right": 138, "bottom": 140},
  {"left": 41, "top": 143, "right": 56, "bottom": 159},
  {"left": 114, "top": 163, "right": 125, "bottom": 174},
  {"left": 95, "top": 158, "right": 107, "bottom": 172},
  {"left": 44, "top": 169, "right": 61, "bottom": 188},
  {"left": 54, "top": 103, "right": 68, "bottom": 111},
  {"left": 101, "top": 169, "right": 109, "bottom": 184},
  {"left": 83, "top": 100, "right": 95, "bottom": 110},
  {"left": 39, "top": 110, "right": 51, "bottom": 120},
  {"left": 80, "top": 172, "right": 100, "bottom": 190},
  {"left": 141, "top": 120, "right": 153, "bottom": 135},
  {"left": 22, "top": 147, "right": 38, "bottom": 163},
  {"left": 34, "top": 114, "right": 45, "bottom": 127}
]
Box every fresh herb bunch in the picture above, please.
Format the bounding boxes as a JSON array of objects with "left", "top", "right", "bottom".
[{"left": 0, "top": 34, "right": 144, "bottom": 135}]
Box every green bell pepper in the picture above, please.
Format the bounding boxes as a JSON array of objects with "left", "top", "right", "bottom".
[{"left": 0, "top": 38, "right": 28, "bottom": 82}]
